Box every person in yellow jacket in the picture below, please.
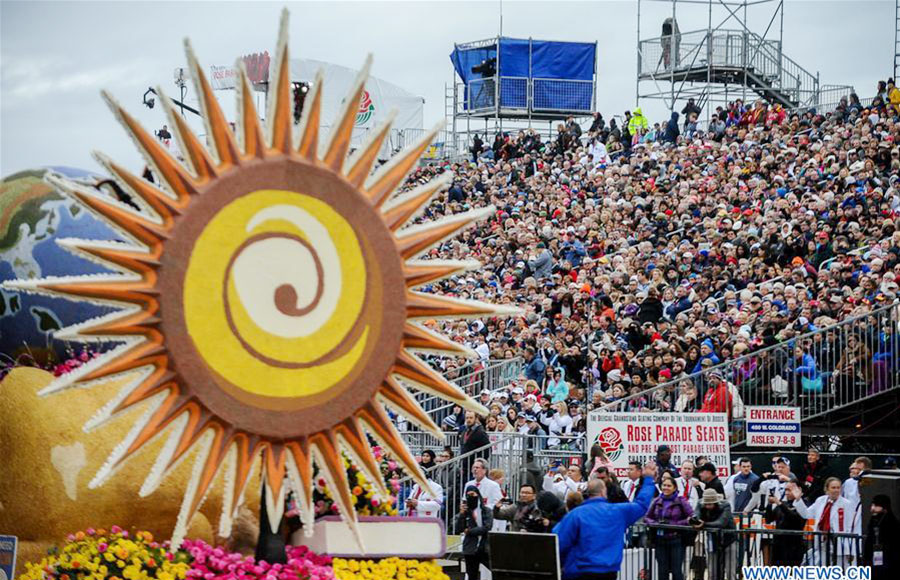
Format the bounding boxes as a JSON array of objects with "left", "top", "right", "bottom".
[
  {"left": 888, "top": 79, "right": 900, "bottom": 115},
  {"left": 628, "top": 107, "right": 649, "bottom": 139}
]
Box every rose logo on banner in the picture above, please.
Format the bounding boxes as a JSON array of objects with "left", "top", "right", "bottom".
[
  {"left": 597, "top": 426, "right": 624, "bottom": 461},
  {"left": 355, "top": 90, "right": 375, "bottom": 125}
]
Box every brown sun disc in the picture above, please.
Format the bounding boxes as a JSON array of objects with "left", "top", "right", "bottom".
[{"left": 157, "top": 156, "right": 407, "bottom": 439}]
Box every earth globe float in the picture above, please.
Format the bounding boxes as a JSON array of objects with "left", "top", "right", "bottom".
[{"left": 0, "top": 166, "right": 122, "bottom": 367}]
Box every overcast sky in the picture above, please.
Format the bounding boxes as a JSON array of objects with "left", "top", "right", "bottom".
[{"left": 1, "top": 0, "right": 895, "bottom": 175}]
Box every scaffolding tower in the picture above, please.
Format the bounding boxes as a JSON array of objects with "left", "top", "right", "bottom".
[{"left": 636, "top": 0, "right": 853, "bottom": 121}]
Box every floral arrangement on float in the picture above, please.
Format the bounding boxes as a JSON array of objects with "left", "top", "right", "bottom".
[{"left": 19, "top": 527, "right": 448, "bottom": 580}]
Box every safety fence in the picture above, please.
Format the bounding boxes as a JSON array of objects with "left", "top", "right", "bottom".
[
  {"left": 413, "top": 357, "right": 524, "bottom": 424},
  {"left": 618, "top": 523, "right": 864, "bottom": 580},
  {"left": 396, "top": 431, "right": 584, "bottom": 533},
  {"left": 597, "top": 301, "right": 900, "bottom": 444}
]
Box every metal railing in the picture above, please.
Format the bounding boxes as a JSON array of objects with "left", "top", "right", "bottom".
[
  {"left": 597, "top": 301, "right": 900, "bottom": 444},
  {"left": 639, "top": 29, "right": 852, "bottom": 109},
  {"left": 617, "top": 522, "right": 865, "bottom": 580},
  {"left": 413, "top": 358, "right": 524, "bottom": 423},
  {"left": 395, "top": 431, "right": 584, "bottom": 532},
  {"left": 463, "top": 76, "right": 594, "bottom": 114}
]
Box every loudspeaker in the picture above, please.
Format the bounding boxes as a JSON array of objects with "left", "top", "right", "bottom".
[
  {"left": 859, "top": 470, "right": 900, "bottom": 531},
  {"left": 488, "top": 532, "right": 560, "bottom": 580}
]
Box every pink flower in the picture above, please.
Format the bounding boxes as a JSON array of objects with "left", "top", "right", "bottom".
[{"left": 97, "top": 543, "right": 108, "bottom": 553}]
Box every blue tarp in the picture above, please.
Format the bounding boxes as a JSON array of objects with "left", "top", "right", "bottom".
[{"left": 450, "top": 37, "right": 595, "bottom": 112}]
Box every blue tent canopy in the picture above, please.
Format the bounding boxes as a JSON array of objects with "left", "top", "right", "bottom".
[{"left": 450, "top": 37, "right": 596, "bottom": 113}]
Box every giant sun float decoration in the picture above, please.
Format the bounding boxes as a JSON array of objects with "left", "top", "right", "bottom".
[{"left": 4, "top": 10, "right": 516, "bottom": 546}]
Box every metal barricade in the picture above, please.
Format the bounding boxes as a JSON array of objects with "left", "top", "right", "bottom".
[
  {"left": 620, "top": 523, "right": 865, "bottom": 580},
  {"left": 599, "top": 302, "right": 900, "bottom": 444}
]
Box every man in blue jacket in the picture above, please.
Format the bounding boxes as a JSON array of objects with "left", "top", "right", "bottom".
[{"left": 554, "top": 461, "right": 658, "bottom": 580}]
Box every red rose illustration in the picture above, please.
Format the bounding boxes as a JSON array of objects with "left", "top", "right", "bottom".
[{"left": 597, "top": 427, "right": 624, "bottom": 460}]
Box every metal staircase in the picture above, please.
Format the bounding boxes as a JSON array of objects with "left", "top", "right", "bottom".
[{"left": 638, "top": 28, "right": 853, "bottom": 110}]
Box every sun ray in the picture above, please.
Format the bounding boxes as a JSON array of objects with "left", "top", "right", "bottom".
[
  {"left": 265, "top": 9, "right": 293, "bottom": 154},
  {"left": 345, "top": 109, "right": 397, "bottom": 187},
  {"left": 378, "top": 377, "right": 443, "bottom": 438},
  {"left": 381, "top": 172, "right": 452, "bottom": 231},
  {"left": 91, "top": 151, "right": 185, "bottom": 222},
  {"left": 236, "top": 61, "right": 266, "bottom": 160},
  {"left": 365, "top": 121, "right": 443, "bottom": 208},
  {"left": 261, "top": 443, "right": 289, "bottom": 533},
  {"left": 45, "top": 173, "right": 167, "bottom": 250},
  {"left": 154, "top": 86, "right": 219, "bottom": 183},
  {"left": 392, "top": 350, "right": 487, "bottom": 415},
  {"left": 407, "top": 290, "right": 520, "bottom": 320},
  {"left": 402, "top": 322, "right": 477, "bottom": 358},
  {"left": 395, "top": 206, "right": 496, "bottom": 259},
  {"left": 310, "top": 433, "right": 363, "bottom": 547},
  {"left": 285, "top": 440, "right": 315, "bottom": 527},
  {"left": 333, "top": 418, "right": 390, "bottom": 498},
  {"left": 99, "top": 91, "right": 200, "bottom": 205},
  {"left": 323, "top": 55, "right": 373, "bottom": 171},
  {"left": 357, "top": 402, "right": 434, "bottom": 497},
  {"left": 184, "top": 40, "right": 240, "bottom": 168},
  {"left": 403, "top": 259, "right": 481, "bottom": 288},
  {"left": 296, "top": 69, "right": 324, "bottom": 160},
  {"left": 218, "top": 433, "right": 262, "bottom": 536},
  {"left": 55, "top": 238, "right": 160, "bottom": 278}
]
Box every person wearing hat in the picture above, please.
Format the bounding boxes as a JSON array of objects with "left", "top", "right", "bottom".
[
  {"left": 864, "top": 494, "right": 900, "bottom": 580},
  {"left": 457, "top": 483, "right": 494, "bottom": 580},
  {"left": 761, "top": 474, "right": 806, "bottom": 567},
  {"left": 698, "top": 462, "right": 726, "bottom": 496},
  {"left": 693, "top": 487, "right": 737, "bottom": 580},
  {"left": 655, "top": 445, "right": 679, "bottom": 481},
  {"left": 700, "top": 371, "right": 733, "bottom": 418}
]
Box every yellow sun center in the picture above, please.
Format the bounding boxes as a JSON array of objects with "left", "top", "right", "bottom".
[{"left": 183, "top": 189, "right": 370, "bottom": 398}]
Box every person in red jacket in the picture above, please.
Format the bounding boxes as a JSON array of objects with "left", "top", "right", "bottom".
[{"left": 701, "top": 371, "right": 733, "bottom": 418}]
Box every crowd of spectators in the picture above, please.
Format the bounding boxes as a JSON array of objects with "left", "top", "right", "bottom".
[
  {"left": 397, "top": 80, "right": 900, "bottom": 443},
  {"left": 433, "top": 447, "right": 899, "bottom": 580}
]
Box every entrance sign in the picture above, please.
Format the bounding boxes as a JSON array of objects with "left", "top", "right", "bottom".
[{"left": 746, "top": 406, "right": 801, "bottom": 448}]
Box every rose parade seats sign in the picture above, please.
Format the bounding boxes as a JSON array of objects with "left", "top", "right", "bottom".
[
  {"left": 745, "top": 406, "right": 801, "bottom": 448},
  {"left": 586, "top": 411, "right": 731, "bottom": 477}
]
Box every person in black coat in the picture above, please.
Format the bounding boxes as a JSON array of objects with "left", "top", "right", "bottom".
[
  {"left": 698, "top": 462, "right": 725, "bottom": 495},
  {"left": 457, "top": 485, "right": 493, "bottom": 580},
  {"left": 592, "top": 466, "right": 628, "bottom": 503},
  {"left": 864, "top": 495, "right": 900, "bottom": 580},
  {"left": 460, "top": 411, "right": 491, "bottom": 457},
  {"left": 662, "top": 112, "right": 680, "bottom": 144},
  {"left": 638, "top": 288, "right": 664, "bottom": 326},
  {"left": 764, "top": 490, "right": 806, "bottom": 567}
]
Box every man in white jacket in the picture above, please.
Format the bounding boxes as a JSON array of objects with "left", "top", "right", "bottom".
[
  {"left": 788, "top": 478, "right": 856, "bottom": 568},
  {"left": 406, "top": 477, "right": 444, "bottom": 518}
]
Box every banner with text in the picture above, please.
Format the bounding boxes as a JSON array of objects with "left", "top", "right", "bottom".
[
  {"left": 586, "top": 411, "right": 731, "bottom": 478},
  {"left": 746, "top": 406, "right": 801, "bottom": 448}
]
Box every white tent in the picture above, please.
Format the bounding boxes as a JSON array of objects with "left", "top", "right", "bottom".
[
  {"left": 289, "top": 58, "right": 424, "bottom": 158},
  {"left": 209, "top": 58, "right": 424, "bottom": 159}
]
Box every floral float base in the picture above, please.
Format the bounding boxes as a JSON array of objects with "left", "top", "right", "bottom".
[{"left": 292, "top": 517, "right": 445, "bottom": 559}]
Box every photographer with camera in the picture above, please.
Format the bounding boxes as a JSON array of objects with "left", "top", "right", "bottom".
[{"left": 493, "top": 483, "right": 564, "bottom": 534}]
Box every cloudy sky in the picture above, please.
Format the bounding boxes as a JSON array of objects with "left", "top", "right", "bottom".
[{"left": 1, "top": 0, "right": 895, "bottom": 175}]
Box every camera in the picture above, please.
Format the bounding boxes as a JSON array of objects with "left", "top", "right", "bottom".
[
  {"left": 688, "top": 516, "right": 701, "bottom": 526},
  {"left": 471, "top": 58, "right": 497, "bottom": 78}
]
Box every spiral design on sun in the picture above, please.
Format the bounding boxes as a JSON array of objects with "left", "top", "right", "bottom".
[{"left": 181, "top": 189, "right": 376, "bottom": 400}]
